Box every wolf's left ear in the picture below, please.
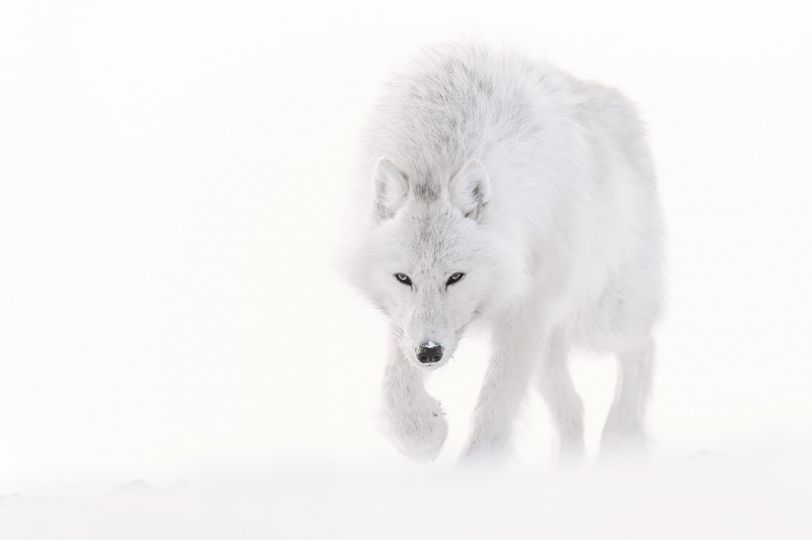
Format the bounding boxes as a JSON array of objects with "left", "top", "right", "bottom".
[
  {"left": 372, "top": 157, "right": 408, "bottom": 221},
  {"left": 450, "top": 159, "right": 491, "bottom": 221}
]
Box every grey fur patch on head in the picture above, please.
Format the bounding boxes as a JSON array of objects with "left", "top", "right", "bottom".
[{"left": 413, "top": 182, "right": 440, "bottom": 201}]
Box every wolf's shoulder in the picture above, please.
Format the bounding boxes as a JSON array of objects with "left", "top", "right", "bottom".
[{"left": 384, "top": 42, "right": 553, "bottom": 94}]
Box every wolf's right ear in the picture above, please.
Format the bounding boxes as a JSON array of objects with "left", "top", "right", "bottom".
[{"left": 372, "top": 157, "right": 408, "bottom": 221}]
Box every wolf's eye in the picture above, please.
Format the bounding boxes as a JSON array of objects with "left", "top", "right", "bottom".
[
  {"left": 446, "top": 272, "right": 465, "bottom": 286},
  {"left": 394, "top": 273, "right": 412, "bottom": 286}
]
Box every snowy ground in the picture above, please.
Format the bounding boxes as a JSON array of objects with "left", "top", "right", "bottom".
[{"left": 2, "top": 449, "right": 811, "bottom": 540}]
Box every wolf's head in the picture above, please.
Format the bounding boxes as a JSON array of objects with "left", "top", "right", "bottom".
[{"left": 349, "top": 157, "right": 526, "bottom": 370}]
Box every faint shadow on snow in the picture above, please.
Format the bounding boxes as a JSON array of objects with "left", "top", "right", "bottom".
[{"left": 111, "top": 479, "right": 162, "bottom": 495}]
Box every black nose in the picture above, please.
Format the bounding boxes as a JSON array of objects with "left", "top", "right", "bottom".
[{"left": 416, "top": 342, "right": 444, "bottom": 364}]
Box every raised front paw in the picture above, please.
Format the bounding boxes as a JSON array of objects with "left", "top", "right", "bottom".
[{"left": 382, "top": 399, "right": 448, "bottom": 463}]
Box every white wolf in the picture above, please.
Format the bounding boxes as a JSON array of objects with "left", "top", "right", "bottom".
[{"left": 343, "top": 44, "right": 664, "bottom": 463}]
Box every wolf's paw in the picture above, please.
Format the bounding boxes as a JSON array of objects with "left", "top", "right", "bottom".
[
  {"left": 457, "top": 435, "right": 511, "bottom": 468},
  {"left": 557, "top": 436, "right": 586, "bottom": 466},
  {"left": 600, "top": 415, "right": 649, "bottom": 461},
  {"left": 383, "top": 399, "right": 448, "bottom": 463}
]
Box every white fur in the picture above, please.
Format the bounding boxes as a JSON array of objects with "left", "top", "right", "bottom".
[{"left": 343, "top": 43, "right": 664, "bottom": 464}]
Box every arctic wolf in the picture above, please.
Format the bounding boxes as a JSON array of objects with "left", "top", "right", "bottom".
[{"left": 345, "top": 44, "right": 664, "bottom": 463}]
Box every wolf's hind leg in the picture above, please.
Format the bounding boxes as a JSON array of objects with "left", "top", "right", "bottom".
[
  {"left": 601, "top": 337, "right": 655, "bottom": 455},
  {"left": 537, "top": 336, "right": 584, "bottom": 460},
  {"left": 381, "top": 338, "right": 447, "bottom": 462}
]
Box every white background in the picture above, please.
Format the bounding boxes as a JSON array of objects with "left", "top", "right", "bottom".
[{"left": 1, "top": 0, "right": 811, "bottom": 501}]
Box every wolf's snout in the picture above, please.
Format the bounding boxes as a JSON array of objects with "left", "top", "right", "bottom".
[{"left": 416, "top": 342, "right": 444, "bottom": 364}]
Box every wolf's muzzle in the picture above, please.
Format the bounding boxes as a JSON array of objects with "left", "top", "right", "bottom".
[{"left": 416, "top": 342, "right": 444, "bottom": 364}]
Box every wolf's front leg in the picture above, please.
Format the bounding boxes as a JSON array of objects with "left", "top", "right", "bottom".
[
  {"left": 460, "top": 311, "right": 541, "bottom": 464},
  {"left": 380, "top": 339, "right": 448, "bottom": 462}
]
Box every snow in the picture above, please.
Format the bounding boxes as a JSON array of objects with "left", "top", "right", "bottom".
[{"left": 2, "top": 450, "right": 811, "bottom": 539}]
